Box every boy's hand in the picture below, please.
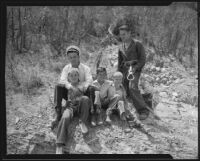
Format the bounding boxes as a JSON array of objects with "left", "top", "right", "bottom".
[
  {"left": 66, "top": 84, "right": 73, "bottom": 90},
  {"left": 102, "top": 97, "right": 110, "bottom": 106},
  {"left": 90, "top": 108, "right": 94, "bottom": 114}
]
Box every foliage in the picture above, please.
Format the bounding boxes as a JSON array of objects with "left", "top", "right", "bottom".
[{"left": 5, "top": 3, "right": 198, "bottom": 95}]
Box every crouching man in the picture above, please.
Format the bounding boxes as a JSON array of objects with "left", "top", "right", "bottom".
[{"left": 51, "top": 45, "right": 96, "bottom": 154}]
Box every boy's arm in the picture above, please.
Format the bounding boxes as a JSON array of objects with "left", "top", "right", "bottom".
[
  {"left": 107, "top": 82, "right": 116, "bottom": 99},
  {"left": 79, "top": 66, "right": 93, "bottom": 91}
]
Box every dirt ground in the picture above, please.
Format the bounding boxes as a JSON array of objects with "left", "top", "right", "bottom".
[{"left": 6, "top": 46, "right": 198, "bottom": 159}]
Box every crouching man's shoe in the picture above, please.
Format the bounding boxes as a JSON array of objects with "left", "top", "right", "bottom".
[
  {"left": 80, "top": 121, "right": 88, "bottom": 134},
  {"left": 56, "top": 146, "right": 63, "bottom": 154}
]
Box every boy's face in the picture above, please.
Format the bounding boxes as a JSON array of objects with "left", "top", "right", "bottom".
[
  {"left": 119, "top": 30, "right": 131, "bottom": 42},
  {"left": 97, "top": 71, "right": 107, "bottom": 82},
  {"left": 113, "top": 76, "right": 123, "bottom": 86},
  {"left": 69, "top": 72, "right": 79, "bottom": 84}
]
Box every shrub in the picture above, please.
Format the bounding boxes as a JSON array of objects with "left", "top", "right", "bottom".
[
  {"left": 49, "top": 61, "right": 65, "bottom": 74},
  {"left": 15, "top": 64, "right": 44, "bottom": 96}
]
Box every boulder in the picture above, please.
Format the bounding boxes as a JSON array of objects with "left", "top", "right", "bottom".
[
  {"left": 161, "top": 68, "right": 166, "bottom": 73},
  {"left": 156, "top": 67, "right": 161, "bottom": 72},
  {"left": 159, "top": 92, "right": 168, "bottom": 98}
]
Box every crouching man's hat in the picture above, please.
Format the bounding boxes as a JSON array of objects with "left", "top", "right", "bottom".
[{"left": 66, "top": 45, "right": 81, "bottom": 56}]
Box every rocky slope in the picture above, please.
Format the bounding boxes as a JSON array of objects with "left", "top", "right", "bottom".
[{"left": 6, "top": 45, "right": 198, "bottom": 159}]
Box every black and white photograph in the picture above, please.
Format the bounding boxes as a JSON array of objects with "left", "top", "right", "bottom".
[{"left": 4, "top": 2, "right": 198, "bottom": 159}]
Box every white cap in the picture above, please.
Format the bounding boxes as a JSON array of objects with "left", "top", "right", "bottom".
[{"left": 66, "top": 45, "right": 81, "bottom": 55}]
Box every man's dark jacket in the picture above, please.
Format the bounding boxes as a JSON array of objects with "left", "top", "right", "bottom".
[{"left": 118, "top": 39, "right": 146, "bottom": 74}]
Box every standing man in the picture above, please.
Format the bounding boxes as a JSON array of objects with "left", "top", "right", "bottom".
[
  {"left": 51, "top": 45, "right": 96, "bottom": 154},
  {"left": 113, "top": 22, "right": 150, "bottom": 121}
]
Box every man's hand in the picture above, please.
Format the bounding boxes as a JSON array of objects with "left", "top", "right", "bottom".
[
  {"left": 91, "top": 85, "right": 100, "bottom": 91},
  {"left": 130, "top": 67, "right": 136, "bottom": 74}
]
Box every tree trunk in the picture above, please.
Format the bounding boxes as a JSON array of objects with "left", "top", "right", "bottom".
[
  {"left": 11, "top": 8, "right": 15, "bottom": 48},
  {"left": 18, "top": 7, "right": 22, "bottom": 53}
]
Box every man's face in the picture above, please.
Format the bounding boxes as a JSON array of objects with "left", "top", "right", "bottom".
[
  {"left": 119, "top": 30, "right": 131, "bottom": 42},
  {"left": 97, "top": 71, "right": 107, "bottom": 82},
  {"left": 113, "top": 76, "right": 123, "bottom": 87},
  {"left": 67, "top": 52, "right": 80, "bottom": 66},
  {"left": 69, "top": 72, "right": 79, "bottom": 84}
]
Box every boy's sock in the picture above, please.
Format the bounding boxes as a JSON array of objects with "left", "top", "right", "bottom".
[
  {"left": 91, "top": 114, "right": 96, "bottom": 126},
  {"left": 97, "top": 113, "right": 103, "bottom": 125}
]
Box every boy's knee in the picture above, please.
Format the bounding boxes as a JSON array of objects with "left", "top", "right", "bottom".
[
  {"left": 81, "top": 96, "right": 90, "bottom": 102},
  {"left": 62, "top": 109, "right": 72, "bottom": 119}
]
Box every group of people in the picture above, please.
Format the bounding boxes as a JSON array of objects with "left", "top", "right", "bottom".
[{"left": 51, "top": 22, "right": 152, "bottom": 154}]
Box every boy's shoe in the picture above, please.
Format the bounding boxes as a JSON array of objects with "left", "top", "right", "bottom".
[
  {"left": 122, "top": 120, "right": 131, "bottom": 133},
  {"left": 56, "top": 146, "right": 63, "bottom": 154},
  {"left": 105, "top": 115, "right": 112, "bottom": 124},
  {"left": 80, "top": 122, "right": 88, "bottom": 134},
  {"left": 120, "top": 112, "right": 126, "bottom": 121},
  {"left": 91, "top": 115, "right": 96, "bottom": 126},
  {"left": 97, "top": 114, "right": 103, "bottom": 125}
]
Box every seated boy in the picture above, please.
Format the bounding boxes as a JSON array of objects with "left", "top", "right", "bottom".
[
  {"left": 112, "top": 71, "right": 128, "bottom": 121},
  {"left": 92, "top": 67, "right": 126, "bottom": 125},
  {"left": 112, "top": 71, "right": 141, "bottom": 131},
  {"left": 56, "top": 68, "right": 90, "bottom": 154}
]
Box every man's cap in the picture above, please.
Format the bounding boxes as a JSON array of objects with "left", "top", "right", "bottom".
[
  {"left": 66, "top": 45, "right": 81, "bottom": 55},
  {"left": 119, "top": 24, "right": 130, "bottom": 31}
]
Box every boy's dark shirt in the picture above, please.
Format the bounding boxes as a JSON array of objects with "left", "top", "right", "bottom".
[{"left": 118, "top": 39, "right": 146, "bottom": 73}]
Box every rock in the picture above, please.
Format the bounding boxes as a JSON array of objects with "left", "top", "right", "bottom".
[
  {"left": 151, "top": 66, "right": 156, "bottom": 72},
  {"left": 156, "top": 67, "right": 161, "bottom": 72},
  {"left": 162, "top": 78, "right": 168, "bottom": 84},
  {"left": 161, "top": 68, "right": 166, "bottom": 73},
  {"left": 156, "top": 77, "right": 160, "bottom": 82},
  {"left": 124, "top": 128, "right": 132, "bottom": 133},
  {"left": 15, "top": 117, "right": 20, "bottom": 124},
  {"left": 75, "top": 144, "right": 93, "bottom": 154},
  {"left": 172, "top": 92, "right": 178, "bottom": 97},
  {"left": 28, "top": 144, "right": 36, "bottom": 154},
  {"left": 174, "top": 79, "right": 181, "bottom": 84},
  {"left": 169, "top": 75, "right": 173, "bottom": 79},
  {"left": 159, "top": 92, "right": 168, "bottom": 98}
]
